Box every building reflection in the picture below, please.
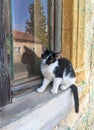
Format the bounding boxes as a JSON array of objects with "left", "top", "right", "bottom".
[{"left": 13, "top": 30, "right": 42, "bottom": 80}]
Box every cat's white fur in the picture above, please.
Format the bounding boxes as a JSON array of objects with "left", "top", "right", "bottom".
[{"left": 37, "top": 60, "right": 76, "bottom": 94}]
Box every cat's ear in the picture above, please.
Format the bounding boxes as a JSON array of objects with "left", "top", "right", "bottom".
[
  {"left": 41, "top": 46, "right": 48, "bottom": 54},
  {"left": 23, "top": 46, "right": 33, "bottom": 55},
  {"left": 55, "top": 52, "right": 62, "bottom": 59}
]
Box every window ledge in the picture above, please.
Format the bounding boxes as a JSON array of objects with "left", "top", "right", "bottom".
[{"left": 0, "top": 89, "right": 74, "bottom": 130}]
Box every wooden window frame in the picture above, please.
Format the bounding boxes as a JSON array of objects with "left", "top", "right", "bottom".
[
  {"left": 12, "top": 0, "right": 63, "bottom": 93},
  {"left": 0, "top": 0, "right": 63, "bottom": 106},
  {"left": 0, "top": 0, "right": 11, "bottom": 106},
  {"left": 0, "top": 0, "right": 86, "bottom": 106},
  {"left": 62, "top": 0, "right": 85, "bottom": 84},
  {"left": 48, "top": 0, "right": 62, "bottom": 53}
]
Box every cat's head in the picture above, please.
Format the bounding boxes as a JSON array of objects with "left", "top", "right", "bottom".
[{"left": 41, "top": 46, "right": 61, "bottom": 65}]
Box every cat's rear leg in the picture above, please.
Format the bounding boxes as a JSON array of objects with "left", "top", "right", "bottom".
[
  {"left": 60, "top": 78, "right": 76, "bottom": 91},
  {"left": 36, "top": 78, "right": 51, "bottom": 93}
]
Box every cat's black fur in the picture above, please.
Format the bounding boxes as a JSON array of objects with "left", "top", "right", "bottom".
[
  {"left": 54, "top": 58, "right": 76, "bottom": 78},
  {"left": 37, "top": 48, "right": 79, "bottom": 113},
  {"left": 21, "top": 46, "right": 41, "bottom": 77}
]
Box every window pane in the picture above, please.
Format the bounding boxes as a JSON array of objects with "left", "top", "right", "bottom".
[{"left": 12, "top": 0, "right": 48, "bottom": 80}]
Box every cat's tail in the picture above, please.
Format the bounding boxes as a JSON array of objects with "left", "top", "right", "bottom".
[{"left": 70, "top": 84, "right": 79, "bottom": 113}]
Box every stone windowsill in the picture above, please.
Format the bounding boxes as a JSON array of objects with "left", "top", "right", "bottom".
[{"left": 0, "top": 88, "right": 76, "bottom": 130}]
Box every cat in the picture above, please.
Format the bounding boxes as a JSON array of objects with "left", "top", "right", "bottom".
[
  {"left": 36, "top": 46, "right": 79, "bottom": 113},
  {"left": 21, "top": 46, "right": 41, "bottom": 77}
]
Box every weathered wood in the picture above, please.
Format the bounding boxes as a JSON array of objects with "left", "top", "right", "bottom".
[
  {"left": 0, "top": 0, "right": 11, "bottom": 106},
  {"left": 76, "top": 0, "right": 85, "bottom": 83},
  {"left": 62, "top": 0, "right": 74, "bottom": 60},
  {"left": 48, "top": 0, "right": 56, "bottom": 50},
  {"left": 62, "top": 0, "right": 85, "bottom": 83},
  {"left": 71, "top": 0, "right": 78, "bottom": 69},
  {"left": 77, "top": 0, "right": 85, "bottom": 68},
  {"left": 54, "top": 0, "right": 62, "bottom": 52},
  {"left": 48, "top": 0, "right": 62, "bottom": 52}
]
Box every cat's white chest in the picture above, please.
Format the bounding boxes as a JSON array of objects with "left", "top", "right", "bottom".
[{"left": 41, "top": 61, "right": 58, "bottom": 81}]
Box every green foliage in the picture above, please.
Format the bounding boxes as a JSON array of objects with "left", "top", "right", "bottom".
[
  {"left": 25, "top": 0, "right": 48, "bottom": 45},
  {"left": 25, "top": 3, "right": 34, "bottom": 35}
]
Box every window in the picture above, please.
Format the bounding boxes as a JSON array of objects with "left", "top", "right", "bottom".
[
  {"left": 11, "top": 0, "right": 62, "bottom": 87},
  {"left": 14, "top": 47, "right": 22, "bottom": 54},
  {"left": 11, "top": 0, "right": 49, "bottom": 82},
  {"left": 0, "top": 0, "right": 62, "bottom": 106}
]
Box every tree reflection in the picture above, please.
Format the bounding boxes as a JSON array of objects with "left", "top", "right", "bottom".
[{"left": 25, "top": 0, "right": 48, "bottom": 46}]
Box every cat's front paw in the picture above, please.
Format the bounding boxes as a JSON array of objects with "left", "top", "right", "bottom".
[
  {"left": 50, "top": 89, "right": 58, "bottom": 94},
  {"left": 36, "top": 87, "right": 45, "bottom": 93}
]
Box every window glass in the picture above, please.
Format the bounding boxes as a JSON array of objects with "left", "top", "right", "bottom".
[{"left": 12, "top": 0, "right": 48, "bottom": 80}]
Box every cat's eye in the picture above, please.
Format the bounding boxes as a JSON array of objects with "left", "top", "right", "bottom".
[{"left": 41, "top": 54, "right": 47, "bottom": 59}]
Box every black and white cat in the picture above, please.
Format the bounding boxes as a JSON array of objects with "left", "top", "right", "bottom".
[{"left": 37, "top": 47, "right": 79, "bottom": 113}]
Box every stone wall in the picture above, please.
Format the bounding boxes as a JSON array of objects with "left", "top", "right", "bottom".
[{"left": 53, "top": 0, "right": 94, "bottom": 129}]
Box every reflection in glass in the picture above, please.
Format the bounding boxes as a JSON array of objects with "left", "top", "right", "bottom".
[{"left": 12, "top": 0, "right": 48, "bottom": 80}]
